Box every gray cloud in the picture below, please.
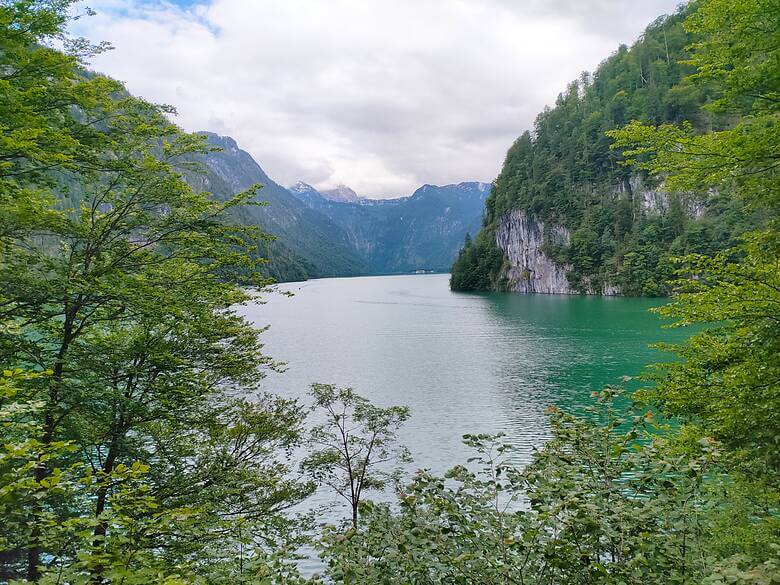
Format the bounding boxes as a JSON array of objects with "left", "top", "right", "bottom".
[{"left": 73, "top": 0, "right": 681, "bottom": 198}]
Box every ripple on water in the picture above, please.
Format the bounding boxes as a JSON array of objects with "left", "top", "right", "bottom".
[{"left": 237, "top": 274, "right": 685, "bottom": 526}]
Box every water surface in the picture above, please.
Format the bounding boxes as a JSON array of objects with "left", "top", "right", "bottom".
[{"left": 239, "top": 273, "right": 683, "bottom": 477}]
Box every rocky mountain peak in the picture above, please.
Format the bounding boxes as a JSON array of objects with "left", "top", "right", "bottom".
[
  {"left": 289, "top": 180, "right": 318, "bottom": 195},
  {"left": 320, "top": 184, "right": 362, "bottom": 203}
]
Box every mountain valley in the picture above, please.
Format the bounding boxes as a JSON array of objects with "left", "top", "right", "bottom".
[{"left": 187, "top": 133, "right": 490, "bottom": 281}]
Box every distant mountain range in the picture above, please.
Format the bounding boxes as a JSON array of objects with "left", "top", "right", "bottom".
[
  {"left": 287, "top": 180, "right": 490, "bottom": 275},
  {"left": 187, "top": 132, "right": 489, "bottom": 281},
  {"left": 318, "top": 184, "right": 363, "bottom": 203}
]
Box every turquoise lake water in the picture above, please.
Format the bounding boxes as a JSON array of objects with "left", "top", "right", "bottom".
[{"left": 239, "top": 273, "right": 685, "bottom": 479}]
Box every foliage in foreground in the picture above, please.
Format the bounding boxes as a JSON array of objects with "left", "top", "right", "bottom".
[
  {"left": 320, "top": 390, "right": 779, "bottom": 584},
  {"left": 303, "top": 384, "right": 411, "bottom": 530},
  {"left": 643, "top": 232, "right": 780, "bottom": 473},
  {"left": 1, "top": 0, "right": 779, "bottom": 582},
  {"left": 0, "top": 1, "right": 312, "bottom": 581}
]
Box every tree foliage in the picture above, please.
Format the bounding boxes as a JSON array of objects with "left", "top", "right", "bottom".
[
  {"left": 607, "top": 0, "right": 779, "bottom": 476},
  {"left": 321, "top": 390, "right": 779, "bottom": 584},
  {"left": 450, "top": 231, "right": 506, "bottom": 291},
  {"left": 303, "top": 384, "right": 410, "bottom": 529},
  {"left": 643, "top": 233, "right": 780, "bottom": 471},
  {"left": 451, "top": 2, "right": 766, "bottom": 294},
  {"left": 0, "top": 2, "right": 312, "bottom": 581}
]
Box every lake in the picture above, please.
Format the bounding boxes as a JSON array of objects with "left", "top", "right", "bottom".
[{"left": 239, "top": 273, "right": 685, "bottom": 482}]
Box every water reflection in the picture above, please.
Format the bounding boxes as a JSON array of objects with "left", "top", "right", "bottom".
[{"left": 238, "top": 274, "right": 681, "bottom": 481}]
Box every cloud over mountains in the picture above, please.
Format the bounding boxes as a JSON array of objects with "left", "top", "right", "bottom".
[{"left": 73, "top": 0, "right": 681, "bottom": 198}]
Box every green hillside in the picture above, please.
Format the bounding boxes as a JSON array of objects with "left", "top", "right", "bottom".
[
  {"left": 451, "top": 6, "right": 765, "bottom": 295},
  {"left": 185, "top": 133, "right": 367, "bottom": 281}
]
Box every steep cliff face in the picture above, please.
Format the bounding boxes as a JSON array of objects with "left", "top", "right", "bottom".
[
  {"left": 495, "top": 210, "right": 634, "bottom": 296},
  {"left": 491, "top": 175, "right": 717, "bottom": 296},
  {"left": 495, "top": 210, "right": 572, "bottom": 294}
]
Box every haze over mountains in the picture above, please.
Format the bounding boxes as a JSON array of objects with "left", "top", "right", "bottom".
[
  {"left": 317, "top": 184, "right": 363, "bottom": 203},
  {"left": 288, "top": 180, "right": 491, "bottom": 275},
  {"left": 188, "top": 133, "right": 489, "bottom": 282}
]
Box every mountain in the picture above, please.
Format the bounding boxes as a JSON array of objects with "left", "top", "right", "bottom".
[
  {"left": 185, "top": 134, "right": 488, "bottom": 281},
  {"left": 288, "top": 181, "right": 324, "bottom": 206},
  {"left": 320, "top": 184, "right": 363, "bottom": 203},
  {"left": 288, "top": 181, "right": 490, "bottom": 274},
  {"left": 450, "top": 5, "right": 763, "bottom": 296},
  {"left": 185, "top": 133, "right": 367, "bottom": 281}
]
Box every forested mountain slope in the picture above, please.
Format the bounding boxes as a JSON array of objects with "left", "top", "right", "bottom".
[
  {"left": 185, "top": 133, "right": 367, "bottom": 281},
  {"left": 186, "top": 135, "right": 488, "bottom": 280},
  {"left": 289, "top": 181, "right": 490, "bottom": 274},
  {"left": 451, "top": 6, "right": 765, "bottom": 295}
]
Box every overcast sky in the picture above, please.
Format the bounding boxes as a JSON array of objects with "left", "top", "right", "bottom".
[{"left": 72, "top": 0, "right": 682, "bottom": 198}]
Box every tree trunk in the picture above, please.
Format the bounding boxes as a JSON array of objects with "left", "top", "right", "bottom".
[{"left": 27, "top": 304, "right": 78, "bottom": 580}]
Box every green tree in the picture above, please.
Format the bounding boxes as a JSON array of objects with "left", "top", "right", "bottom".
[
  {"left": 303, "top": 384, "right": 410, "bottom": 529},
  {"left": 609, "top": 0, "right": 780, "bottom": 472},
  {"left": 450, "top": 229, "right": 504, "bottom": 292},
  {"left": 0, "top": 2, "right": 312, "bottom": 581},
  {"left": 609, "top": 0, "right": 779, "bottom": 209},
  {"left": 607, "top": 0, "right": 780, "bottom": 570},
  {"left": 321, "top": 390, "right": 750, "bottom": 584},
  {"left": 644, "top": 233, "right": 780, "bottom": 470}
]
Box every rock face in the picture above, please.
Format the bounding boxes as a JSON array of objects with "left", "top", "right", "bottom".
[
  {"left": 495, "top": 210, "right": 573, "bottom": 294},
  {"left": 617, "top": 174, "right": 706, "bottom": 218},
  {"left": 319, "top": 184, "right": 362, "bottom": 203},
  {"left": 495, "top": 211, "right": 623, "bottom": 295},
  {"left": 493, "top": 175, "right": 707, "bottom": 295}
]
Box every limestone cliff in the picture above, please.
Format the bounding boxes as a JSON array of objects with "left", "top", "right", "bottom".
[
  {"left": 495, "top": 210, "right": 573, "bottom": 294},
  {"left": 494, "top": 210, "right": 624, "bottom": 296}
]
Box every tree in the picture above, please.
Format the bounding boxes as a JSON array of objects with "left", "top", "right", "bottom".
[
  {"left": 608, "top": 0, "right": 780, "bottom": 473},
  {"left": 609, "top": 0, "right": 780, "bottom": 210},
  {"left": 644, "top": 232, "right": 780, "bottom": 471},
  {"left": 606, "top": 0, "right": 780, "bottom": 570},
  {"left": 0, "top": 0, "right": 121, "bottom": 244},
  {"left": 450, "top": 229, "right": 505, "bottom": 292},
  {"left": 302, "top": 384, "right": 410, "bottom": 529},
  {"left": 0, "top": 2, "right": 312, "bottom": 581},
  {"left": 321, "top": 389, "right": 749, "bottom": 584}
]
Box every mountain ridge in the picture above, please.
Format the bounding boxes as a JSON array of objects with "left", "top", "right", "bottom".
[
  {"left": 187, "top": 132, "right": 489, "bottom": 280},
  {"left": 287, "top": 180, "right": 490, "bottom": 274},
  {"left": 186, "top": 132, "right": 367, "bottom": 281}
]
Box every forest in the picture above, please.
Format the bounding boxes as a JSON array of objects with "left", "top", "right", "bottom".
[
  {"left": 450, "top": 3, "right": 768, "bottom": 295},
  {"left": 1, "top": 0, "right": 778, "bottom": 583}
]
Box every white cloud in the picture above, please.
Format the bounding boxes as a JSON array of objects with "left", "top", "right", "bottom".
[{"left": 72, "top": 0, "right": 682, "bottom": 198}]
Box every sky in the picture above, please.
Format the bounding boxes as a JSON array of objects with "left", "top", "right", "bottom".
[{"left": 71, "top": 0, "right": 683, "bottom": 198}]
